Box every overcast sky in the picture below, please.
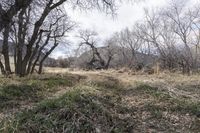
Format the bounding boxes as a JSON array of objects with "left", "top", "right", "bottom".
[
  {"left": 51, "top": 0, "right": 196, "bottom": 58},
  {"left": 66, "top": 0, "right": 167, "bottom": 40}
]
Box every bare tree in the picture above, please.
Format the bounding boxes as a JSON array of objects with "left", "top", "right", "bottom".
[
  {"left": 136, "top": 9, "right": 168, "bottom": 69},
  {"left": 163, "top": 1, "right": 200, "bottom": 74},
  {"left": 37, "top": 16, "right": 75, "bottom": 74},
  {"left": 117, "top": 28, "right": 142, "bottom": 68},
  {"left": 0, "top": 0, "right": 121, "bottom": 76},
  {"left": 0, "top": 0, "right": 32, "bottom": 32},
  {"left": 78, "top": 30, "right": 114, "bottom": 69}
]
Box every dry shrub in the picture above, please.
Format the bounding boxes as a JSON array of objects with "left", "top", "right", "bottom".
[{"left": 117, "top": 67, "right": 131, "bottom": 74}]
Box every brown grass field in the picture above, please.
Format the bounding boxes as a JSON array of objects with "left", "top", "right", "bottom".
[{"left": 0, "top": 68, "right": 200, "bottom": 132}]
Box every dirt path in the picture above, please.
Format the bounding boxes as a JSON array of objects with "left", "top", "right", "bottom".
[{"left": 70, "top": 70, "right": 200, "bottom": 102}]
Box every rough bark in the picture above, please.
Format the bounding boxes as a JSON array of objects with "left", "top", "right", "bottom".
[
  {"left": 15, "top": 9, "right": 26, "bottom": 76},
  {"left": 0, "top": 60, "right": 6, "bottom": 75},
  {"left": 26, "top": 31, "right": 43, "bottom": 74},
  {"left": 2, "top": 24, "right": 11, "bottom": 74},
  {"left": 31, "top": 32, "right": 51, "bottom": 74},
  {"left": 38, "top": 43, "right": 58, "bottom": 74}
]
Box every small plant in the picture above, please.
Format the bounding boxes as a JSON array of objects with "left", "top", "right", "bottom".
[
  {"left": 0, "top": 84, "right": 41, "bottom": 111},
  {"left": 170, "top": 99, "right": 200, "bottom": 115},
  {"left": 144, "top": 103, "right": 164, "bottom": 119}
]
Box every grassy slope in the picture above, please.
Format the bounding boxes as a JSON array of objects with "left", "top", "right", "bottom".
[{"left": 0, "top": 70, "right": 200, "bottom": 132}]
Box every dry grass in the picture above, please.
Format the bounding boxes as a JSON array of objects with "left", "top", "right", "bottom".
[
  {"left": 0, "top": 73, "right": 85, "bottom": 121},
  {"left": 0, "top": 68, "right": 200, "bottom": 132},
  {"left": 70, "top": 69, "right": 200, "bottom": 102},
  {"left": 44, "top": 67, "right": 70, "bottom": 74}
]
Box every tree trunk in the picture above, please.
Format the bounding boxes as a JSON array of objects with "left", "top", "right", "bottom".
[
  {"left": 2, "top": 24, "right": 11, "bottom": 74},
  {"left": 15, "top": 9, "right": 26, "bottom": 76},
  {"left": 26, "top": 45, "right": 39, "bottom": 74},
  {"left": 14, "top": 43, "right": 17, "bottom": 73},
  {"left": 31, "top": 32, "right": 51, "bottom": 74},
  {"left": 22, "top": 0, "right": 65, "bottom": 76},
  {"left": 31, "top": 53, "right": 40, "bottom": 74},
  {"left": 0, "top": 60, "right": 6, "bottom": 75},
  {"left": 26, "top": 31, "right": 43, "bottom": 74},
  {"left": 105, "top": 56, "right": 112, "bottom": 69},
  {"left": 38, "top": 43, "right": 58, "bottom": 74}
]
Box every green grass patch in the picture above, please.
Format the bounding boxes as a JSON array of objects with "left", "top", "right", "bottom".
[
  {"left": 144, "top": 103, "right": 164, "bottom": 119},
  {"left": 0, "top": 74, "right": 83, "bottom": 112},
  {"left": 45, "top": 78, "right": 72, "bottom": 88},
  {"left": 0, "top": 74, "right": 199, "bottom": 132},
  {"left": 0, "top": 85, "right": 40, "bottom": 99},
  {"left": 136, "top": 83, "right": 200, "bottom": 116},
  {"left": 27, "top": 75, "right": 74, "bottom": 88},
  {"left": 0, "top": 84, "right": 136, "bottom": 133},
  {"left": 135, "top": 84, "right": 171, "bottom": 101},
  {"left": 169, "top": 99, "right": 200, "bottom": 115},
  {"left": 0, "top": 84, "right": 41, "bottom": 111},
  {"left": 87, "top": 76, "right": 123, "bottom": 96}
]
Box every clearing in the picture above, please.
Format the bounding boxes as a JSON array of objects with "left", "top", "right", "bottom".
[{"left": 0, "top": 69, "right": 200, "bottom": 132}]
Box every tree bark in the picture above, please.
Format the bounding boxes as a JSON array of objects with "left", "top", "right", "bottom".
[
  {"left": 26, "top": 45, "right": 39, "bottom": 74},
  {"left": 105, "top": 56, "right": 112, "bottom": 69},
  {"left": 31, "top": 33, "right": 51, "bottom": 74},
  {"left": 2, "top": 24, "right": 11, "bottom": 74},
  {"left": 38, "top": 43, "right": 58, "bottom": 74},
  {"left": 15, "top": 9, "right": 26, "bottom": 76},
  {"left": 26, "top": 31, "right": 43, "bottom": 74},
  {"left": 0, "top": 60, "right": 6, "bottom": 75}
]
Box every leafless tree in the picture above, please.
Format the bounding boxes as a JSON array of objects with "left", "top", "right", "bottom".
[
  {"left": 163, "top": 1, "right": 200, "bottom": 74},
  {"left": 0, "top": 0, "right": 121, "bottom": 76},
  {"left": 78, "top": 30, "right": 114, "bottom": 69},
  {"left": 0, "top": 0, "right": 32, "bottom": 32},
  {"left": 117, "top": 28, "right": 142, "bottom": 68}
]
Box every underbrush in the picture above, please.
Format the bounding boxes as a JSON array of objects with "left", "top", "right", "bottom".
[
  {"left": 0, "top": 74, "right": 84, "bottom": 112},
  {"left": 0, "top": 84, "right": 41, "bottom": 111},
  {"left": 136, "top": 83, "right": 200, "bottom": 115},
  {"left": 0, "top": 73, "right": 200, "bottom": 132},
  {"left": 0, "top": 87, "right": 136, "bottom": 133}
]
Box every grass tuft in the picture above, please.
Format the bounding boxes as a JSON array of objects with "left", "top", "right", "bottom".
[{"left": 0, "top": 72, "right": 200, "bottom": 132}]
